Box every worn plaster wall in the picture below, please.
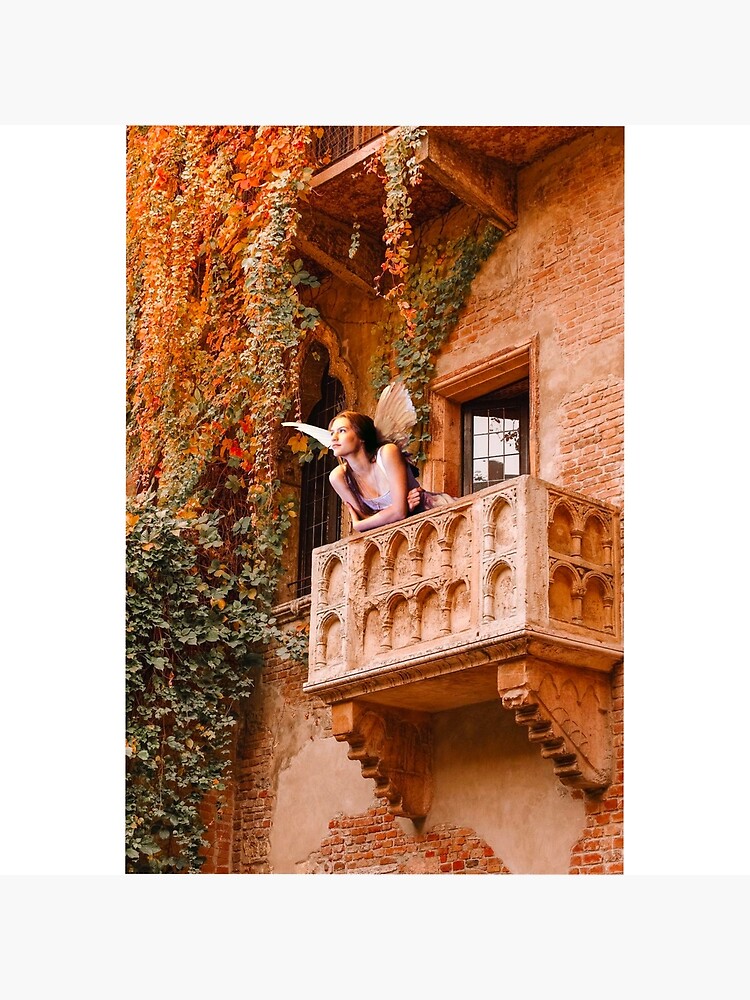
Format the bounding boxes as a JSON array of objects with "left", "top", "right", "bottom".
[
  {"left": 269, "top": 736, "right": 373, "bottom": 873},
  {"left": 427, "top": 702, "right": 584, "bottom": 873},
  {"left": 266, "top": 697, "right": 583, "bottom": 874}
]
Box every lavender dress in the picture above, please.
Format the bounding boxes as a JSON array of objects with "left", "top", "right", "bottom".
[{"left": 363, "top": 448, "right": 453, "bottom": 514}]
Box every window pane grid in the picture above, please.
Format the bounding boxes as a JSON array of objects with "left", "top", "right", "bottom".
[
  {"left": 463, "top": 381, "right": 529, "bottom": 495},
  {"left": 472, "top": 408, "right": 521, "bottom": 489}
]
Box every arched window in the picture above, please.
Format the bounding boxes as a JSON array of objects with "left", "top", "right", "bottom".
[{"left": 296, "top": 347, "right": 346, "bottom": 597}]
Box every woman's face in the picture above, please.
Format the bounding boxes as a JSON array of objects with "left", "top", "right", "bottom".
[{"left": 330, "top": 417, "right": 362, "bottom": 458}]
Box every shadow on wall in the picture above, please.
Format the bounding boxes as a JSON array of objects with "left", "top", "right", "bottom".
[
  {"left": 428, "top": 700, "right": 585, "bottom": 874},
  {"left": 269, "top": 699, "right": 585, "bottom": 874}
]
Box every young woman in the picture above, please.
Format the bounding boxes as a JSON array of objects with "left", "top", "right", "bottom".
[{"left": 328, "top": 410, "right": 449, "bottom": 533}]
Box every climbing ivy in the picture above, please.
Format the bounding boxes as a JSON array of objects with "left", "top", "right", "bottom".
[
  {"left": 126, "top": 125, "right": 320, "bottom": 500},
  {"left": 125, "top": 123, "right": 504, "bottom": 872},
  {"left": 126, "top": 495, "right": 307, "bottom": 873},
  {"left": 126, "top": 125, "right": 317, "bottom": 872},
  {"left": 366, "top": 129, "right": 503, "bottom": 463},
  {"left": 366, "top": 126, "right": 426, "bottom": 301}
]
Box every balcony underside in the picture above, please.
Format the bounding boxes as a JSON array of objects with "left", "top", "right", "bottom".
[
  {"left": 297, "top": 126, "right": 595, "bottom": 294},
  {"left": 304, "top": 627, "right": 621, "bottom": 712}
]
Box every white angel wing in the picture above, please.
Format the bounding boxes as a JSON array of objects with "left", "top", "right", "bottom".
[
  {"left": 281, "top": 421, "right": 333, "bottom": 450},
  {"left": 373, "top": 381, "right": 417, "bottom": 450}
]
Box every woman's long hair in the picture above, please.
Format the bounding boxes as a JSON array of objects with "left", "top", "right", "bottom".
[
  {"left": 328, "top": 409, "right": 421, "bottom": 518},
  {"left": 328, "top": 411, "right": 380, "bottom": 516}
]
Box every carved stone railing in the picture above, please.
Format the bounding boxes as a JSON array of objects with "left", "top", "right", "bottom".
[{"left": 303, "top": 476, "right": 623, "bottom": 816}]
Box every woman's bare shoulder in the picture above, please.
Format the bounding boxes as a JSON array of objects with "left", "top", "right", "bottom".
[
  {"left": 377, "top": 442, "right": 405, "bottom": 465},
  {"left": 329, "top": 464, "right": 346, "bottom": 485}
]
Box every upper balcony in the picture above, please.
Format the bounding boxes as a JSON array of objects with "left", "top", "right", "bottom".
[
  {"left": 295, "top": 126, "right": 596, "bottom": 296},
  {"left": 303, "top": 476, "right": 622, "bottom": 817}
]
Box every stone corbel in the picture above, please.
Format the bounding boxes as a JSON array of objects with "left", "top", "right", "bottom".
[
  {"left": 497, "top": 657, "right": 614, "bottom": 792},
  {"left": 415, "top": 131, "right": 518, "bottom": 233},
  {"left": 331, "top": 701, "right": 433, "bottom": 819}
]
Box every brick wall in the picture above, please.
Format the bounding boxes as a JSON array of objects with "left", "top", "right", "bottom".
[
  {"left": 228, "top": 653, "right": 302, "bottom": 874},
  {"left": 306, "top": 806, "right": 512, "bottom": 874},
  {"left": 570, "top": 664, "right": 624, "bottom": 874},
  {"left": 559, "top": 374, "right": 624, "bottom": 506}
]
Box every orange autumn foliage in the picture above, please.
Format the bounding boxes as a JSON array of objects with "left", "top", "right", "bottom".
[{"left": 126, "top": 125, "right": 318, "bottom": 506}]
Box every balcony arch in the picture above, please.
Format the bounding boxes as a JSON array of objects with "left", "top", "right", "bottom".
[
  {"left": 548, "top": 498, "right": 577, "bottom": 556},
  {"left": 386, "top": 592, "right": 412, "bottom": 650},
  {"left": 484, "top": 559, "right": 515, "bottom": 622},
  {"left": 414, "top": 520, "right": 442, "bottom": 580},
  {"left": 414, "top": 583, "right": 442, "bottom": 642},
  {"left": 384, "top": 529, "right": 411, "bottom": 588},
  {"left": 316, "top": 553, "right": 345, "bottom": 603},
  {"left": 581, "top": 571, "right": 614, "bottom": 633},
  {"left": 362, "top": 541, "right": 383, "bottom": 596},
  {"left": 581, "top": 510, "right": 609, "bottom": 563},
  {"left": 486, "top": 494, "right": 516, "bottom": 554},
  {"left": 446, "top": 578, "right": 472, "bottom": 633},
  {"left": 318, "top": 611, "right": 344, "bottom": 670},
  {"left": 443, "top": 510, "right": 472, "bottom": 576},
  {"left": 549, "top": 561, "right": 581, "bottom": 624},
  {"left": 362, "top": 602, "right": 386, "bottom": 658}
]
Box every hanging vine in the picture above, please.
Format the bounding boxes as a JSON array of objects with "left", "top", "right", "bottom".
[
  {"left": 366, "top": 125, "right": 426, "bottom": 303},
  {"left": 126, "top": 125, "right": 318, "bottom": 873},
  {"left": 126, "top": 124, "right": 505, "bottom": 872},
  {"left": 370, "top": 222, "right": 503, "bottom": 463},
  {"left": 366, "top": 128, "right": 503, "bottom": 463}
]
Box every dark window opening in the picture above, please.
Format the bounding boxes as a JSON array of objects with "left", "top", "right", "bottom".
[
  {"left": 296, "top": 361, "right": 345, "bottom": 597},
  {"left": 462, "top": 380, "right": 529, "bottom": 495}
]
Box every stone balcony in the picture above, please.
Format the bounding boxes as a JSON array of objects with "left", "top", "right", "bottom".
[{"left": 303, "top": 476, "right": 623, "bottom": 817}]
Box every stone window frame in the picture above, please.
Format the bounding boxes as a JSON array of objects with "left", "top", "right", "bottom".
[{"left": 427, "top": 338, "right": 539, "bottom": 498}]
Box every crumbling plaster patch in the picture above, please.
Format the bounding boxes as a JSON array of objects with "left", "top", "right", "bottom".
[{"left": 268, "top": 734, "right": 375, "bottom": 874}]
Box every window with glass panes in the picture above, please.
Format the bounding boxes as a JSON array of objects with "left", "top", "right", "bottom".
[{"left": 462, "top": 380, "right": 529, "bottom": 494}]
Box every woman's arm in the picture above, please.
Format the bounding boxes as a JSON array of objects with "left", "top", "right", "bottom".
[{"left": 328, "top": 464, "right": 362, "bottom": 514}]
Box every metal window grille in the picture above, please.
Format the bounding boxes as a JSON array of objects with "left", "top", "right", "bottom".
[
  {"left": 295, "top": 369, "right": 346, "bottom": 597},
  {"left": 313, "top": 126, "right": 391, "bottom": 168}
]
